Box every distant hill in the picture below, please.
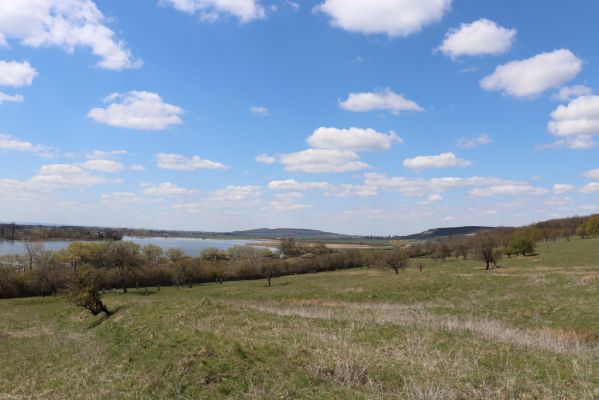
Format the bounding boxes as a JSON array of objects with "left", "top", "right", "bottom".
[
  {"left": 232, "top": 228, "right": 351, "bottom": 240},
  {"left": 400, "top": 226, "right": 492, "bottom": 240}
]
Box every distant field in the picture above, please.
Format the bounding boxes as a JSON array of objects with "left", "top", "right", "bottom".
[{"left": 1, "top": 238, "right": 599, "bottom": 399}]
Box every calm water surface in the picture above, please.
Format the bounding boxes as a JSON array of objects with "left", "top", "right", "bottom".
[{"left": 0, "top": 236, "right": 274, "bottom": 257}]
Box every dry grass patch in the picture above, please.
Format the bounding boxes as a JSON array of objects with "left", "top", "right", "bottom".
[{"left": 224, "top": 300, "right": 599, "bottom": 357}]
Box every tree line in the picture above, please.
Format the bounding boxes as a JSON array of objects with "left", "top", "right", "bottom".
[{"left": 1, "top": 214, "right": 598, "bottom": 313}]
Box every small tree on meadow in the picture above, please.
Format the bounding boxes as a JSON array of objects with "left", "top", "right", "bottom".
[
  {"left": 106, "top": 241, "right": 142, "bottom": 293},
  {"left": 454, "top": 241, "right": 470, "bottom": 260},
  {"left": 382, "top": 250, "right": 409, "bottom": 274},
  {"left": 66, "top": 266, "right": 111, "bottom": 316},
  {"left": 472, "top": 232, "right": 501, "bottom": 270},
  {"left": 585, "top": 216, "right": 599, "bottom": 237},
  {"left": 508, "top": 236, "right": 536, "bottom": 256}
]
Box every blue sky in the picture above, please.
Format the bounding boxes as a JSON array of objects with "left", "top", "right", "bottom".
[{"left": 1, "top": 0, "right": 598, "bottom": 235}]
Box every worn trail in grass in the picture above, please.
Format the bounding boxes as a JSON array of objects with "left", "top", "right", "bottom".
[{"left": 1, "top": 238, "right": 599, "bottom": 399}]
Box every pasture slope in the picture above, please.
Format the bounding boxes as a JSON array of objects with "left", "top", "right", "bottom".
[{"left": 1, "top": 237, "right": 599, "bottom": 399}]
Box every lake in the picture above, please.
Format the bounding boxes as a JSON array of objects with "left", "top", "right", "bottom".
[{"left": 0, "top": 236, "right": 277, "bottom": 257}]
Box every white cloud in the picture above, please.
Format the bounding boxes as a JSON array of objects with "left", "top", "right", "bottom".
[
  {"left": 210, "top": 185, "right": 261, "bottom": 202},
  {"left": 87, "top": 91, "right": 183, "bottom": 131},
  {"left": 417, "top": 193, "right": 443, "bottom": 205},
  {"left": 85, "top": 149, "right": 127, "bottom": 159},
  {"left": 80, "top": 159, "right": 124, "bottom": 173},
  {"left": 0, "top": 133, "right": 53, "bottom": 156},
  {"left": 316, "top": 0, "right": 452, "bottom": 37},
  {"left": 0, "top": 0, "right": 141, "bottom": 70},
  {"left": 268, "top": 179, "right": 329, "bottom": 191},
  {"left": 471, "top": 185, "right": 549, "bottom": 197},
  {"left": 131, "top": 164, "right": 146, "bottom": 172},
  {"left": 583, "top": 169, "right": 599, "bottom": 180},
  {"left": 0, "top": 92, "right": 23, "bottom": 104},
  {"left": 101, "top": 192, "right": 143, "bottom": 204},
  {"left": 0, "top": 61, "right": 36, "bottom": 105},
  {"left": 339, "top": 173, "right": 533, "bottom": 199},
  {"left": 552, "top": 85, "right": 593, "bottom": 101},
  {"left": 327, "top": 184, "right": 378, "bottom": 198},
  {"left": 307, "top": 127, "right": 402, "bottom": 152},
  {"left": 279, "top": 149, "right": 371, "bottom": 173},
  {"left": 163, "top": 0, "right": 266, "bottom": 23},
  {"left": 553, "top": 184, "right": 576, "bottom": 194},
  {"left": 173, "top": 185, "right": 262, "bottom": 212},
  {"left": 338, "top": 88, "right": 423, "bottom": 114},
  {"left": 580, "top": 183, "right": 599, "bottom": 194},
  {"left": 31, "top": 163, "right": 108, "bottom": 189},
  {"left": 0, "top": 61, "right": 37, "bottom": 87},
  {"left": 255, "top": 154, "right": 276, "bottom": 164},
  {"left": 480, "top": 49, "right": 583, "bottom": 98},
  {"left": 456, "top": 134, "right": 492, "bottom": 149},
  {"left": 156, "top": 153, "right": 228, "bottom": 171},
  {"left": 403, "top": 152, "right": 472, "bottom": 170},
  {"left": 250, "top": 106, "right": 269, "bottom": 116},
  {"left": 269, "top": 192, "right": 311, "bottom": 212},
  {"left": 286, "top": 1, "right": 300, "bottom": 12},
  {"left": 143, "top": 182, "right": 199, "bottom": 196},
  {"left": 544, "top": 136, "right": 596, "bottom": 150},
  {"left": 437, "top": 19, "right": 516, "bottom": 59},
  {"left": 547, "top": 96, "right": 599, "bottom": 149}
]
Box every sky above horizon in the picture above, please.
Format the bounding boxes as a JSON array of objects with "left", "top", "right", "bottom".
[{"left": 1, "top": 0, "right": 598, "bottom": 235}]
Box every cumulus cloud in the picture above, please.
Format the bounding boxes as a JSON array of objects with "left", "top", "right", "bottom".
[
  {"left": 580, "top": 183, "right": 599, "bottom": 194},
  {"left": 456, "top": 134, "right": 492, "bottom": 149},
  {"left": 0, "top": 60, "right": 37, "bottom": 104},
  {"left": 30, "top": 163, "right": 108, "bottom": 189},
  {"left": 255, "top": 154, "right": 276, "bottom": 164},
  {"left": 547, "top": 96, "right": 599, "bottom": 149},
  {"left": 163, "top": 0, "right": 266, "bottom": 23},
  {"left": 583, "top": 169, "right": 599, "bottom": 180},
  {"left": 173, "top": 185, "right": 262, "bottom": 212},
  {"left": 340, "top": 173, "right": 544, "bottom": 199},
  {"left": 87, "top": 91, "right": 184, "bottom": 131},
  {"left": 101, "top": 192, "right": 143, "bottom": 204},
  {"left": 143, "top": 182, "right": 199, "bottom": 196},
  {"left": 268, "top": 179, "right": 329, "bottom": 191},
  {"left": 0, "top": 134, "right": 54, "bottom": 157},
  {"left": 437, "top": 19, "right": 516, "bottom": 59},
  {"left": 250, "top": 106, "right": 269, "bottom": 116},
  {"left": 0, "top": 0, "right": 141, "bottom": 70},
  {"left": 156, "top": 153, "right": 228, "bottom": 171},
  {"left": 327, "top": 184, "right": 378, "bottom": 198},
  {"left": 209, "top": 185, "right": 261, "bottom": 202},
  {"left": 80, "top": 159, "right": 124, "bottom": 173},
  {"left": 307, "top": 127, "right": 402, "bottom": 152},
  {"left": 480, "top": 49, "right": 582, "bottom": 98},
  {"left": 279, "top": 149, "right": 371, "bottom": 173},
  {"left": 470, "top": 185, "right": 549, "bottom": 197},
  {"left": 0, "top": 61, "right": 37, "bottom": 87},
  {"left": 0, "top": 92, "right": 23, "bottom": 104},
  {"left": 417, "top": 193, "right": 443, "bottom": 205},
  {"left": 552, "top": 85, "right": 593, "bottom": 101},
  {"left": 131, "top": 164, "right": 146, "bottom": 172},
  {"left": 403, "top": 152, "right": 472, "bottom": 170},
  {"left": 316, "top": 0, "right": 452, "bottom": 37},
  {"left": 85, "top": 150, "right": 127, "bottom": 159},
  {"left": 543, "top": 136, "right": 596, "bottom": 150},
  {"left": 269, "top": 192, "right": 311, "bottom": 211},
  {"left": 338, "top": 88, "right": 423, "bottom": 114},
  {"left": 553, "top": 184, "right": 576, "bottom": 194}
]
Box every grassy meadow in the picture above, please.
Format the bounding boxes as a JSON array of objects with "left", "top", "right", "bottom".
[{"left": 1, "top": 237, "right": 599, "bottom": 399}]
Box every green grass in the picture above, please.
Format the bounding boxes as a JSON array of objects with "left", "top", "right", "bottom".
[{"left": 2, "top": 238, "right": 599, "bottom": 399}]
